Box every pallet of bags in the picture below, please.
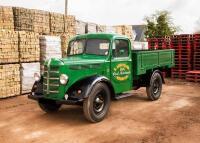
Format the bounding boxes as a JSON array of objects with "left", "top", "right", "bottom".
[
  {"left": 33, "top": 10, "right": 50, "bottom": 34},
  {"left": 20, "top": 62, "right": 40, "bottom": 94},
  {"left": 0, "top": 6, "right": 14, "bottom": 31},
  {"left": 19, "top": 31, "right": 40, "bottom": 62},
  {"left": 0, "top": 30, "right": 19, "bottom": 64},
  {"left": 64, "top": 15, "right": 76, "bottom": 35},
  {"left": 13, "top": 7, "right": 34, "bottom": 31},
  {"left": 86, "top": 22, "right": 97, "bottom": 33},
  {"left": 76, "top": 20, "right": 86, "bottom": 35},
  {"left": 0, "top": 64, "right": 20, "bottom": 98},
  {"left": 50, "top": 12, "right": 65, "bottom": 34},
  {"left": 40, "top": 35, "right": 62, "bottom": 65}
]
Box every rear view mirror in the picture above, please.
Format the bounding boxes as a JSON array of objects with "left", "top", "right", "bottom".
[{"left": 120, "top": 49, "right": 125, "bottom": 55}]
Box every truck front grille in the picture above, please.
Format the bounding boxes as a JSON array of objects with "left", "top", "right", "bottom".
[{"left": 43, "top": 65, "right": 60, "bottom": 95}]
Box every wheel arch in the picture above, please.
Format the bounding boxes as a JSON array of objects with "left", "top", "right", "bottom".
[
  {"left": 66, "top": 75, "right": 115, "bottom": 100},
  {"left": 146, "top": 69, "right": 165, "bottom": 85}
]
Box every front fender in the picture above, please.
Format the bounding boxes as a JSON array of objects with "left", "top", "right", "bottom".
[
  {"left": 85, "top": 76, "right": 115, "bottom": 98},
  {"left": 67, "top": 75, "right": 115, "bottom": 99},
  {"left": 31, "top": 79, "right": 43, "bottom": 95}
]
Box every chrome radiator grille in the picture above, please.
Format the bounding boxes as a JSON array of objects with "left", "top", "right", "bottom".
[{"left": 43, "top": 65, "right": 60, "bottom": 95}]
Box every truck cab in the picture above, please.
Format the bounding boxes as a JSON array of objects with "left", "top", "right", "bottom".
[{"left": 29, "top": 33, "right": 174, "bottom": 123}]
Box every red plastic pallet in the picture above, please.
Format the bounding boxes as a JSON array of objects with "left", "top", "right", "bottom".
[
  {"left": 186, "top": 70, "right": 200, "bottom": 82},
  {"left": 171, "top": 69, "right": 189, "bottom": 79},
  {"left": 193, "top": 35, "right": 200, "bottom": 70}
]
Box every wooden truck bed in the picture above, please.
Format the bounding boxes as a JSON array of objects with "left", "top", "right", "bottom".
[{"left": 132, "top": 49, "right": 175, "bottom": 76}]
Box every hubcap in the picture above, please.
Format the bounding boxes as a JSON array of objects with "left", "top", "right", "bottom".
[
  {"left": 153, "top": 79, "right": 160, "bottom": 94},
  {"left": 93, "top": 93, "right": 105, "bottom": 114}
]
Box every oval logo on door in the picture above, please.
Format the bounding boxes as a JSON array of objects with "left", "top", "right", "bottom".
[{"left": 113, "top": 64, "right": 131, "bottom": 81}]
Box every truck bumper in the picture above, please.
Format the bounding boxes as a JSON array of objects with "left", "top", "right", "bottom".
[{"left": 28, "top": 94, "right": 83, "bottom": 105}]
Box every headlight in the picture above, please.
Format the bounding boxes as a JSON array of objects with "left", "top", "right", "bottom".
[
  {"left": 60, "top": 74, "right": 69, "bottom": 85},
  {"left": 34, "top": 72, "right": 41, "bottom": 82}
]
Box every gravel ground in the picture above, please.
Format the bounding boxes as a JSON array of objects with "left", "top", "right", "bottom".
[{"left": 0, "top": 79, "right": 200, "bottom": 143}]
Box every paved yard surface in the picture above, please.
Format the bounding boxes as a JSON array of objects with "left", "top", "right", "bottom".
[{"left": 0, "top": 79, "right": 200, "bottom": 143}]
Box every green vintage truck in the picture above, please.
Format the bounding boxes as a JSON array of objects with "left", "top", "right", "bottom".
[{"left": 29, "top": 33, "right": 174, "bottom": 122}]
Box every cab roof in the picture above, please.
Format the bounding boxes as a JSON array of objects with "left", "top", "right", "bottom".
[{"left": 71, "top": 33, "right": 128, "bottom": 41}]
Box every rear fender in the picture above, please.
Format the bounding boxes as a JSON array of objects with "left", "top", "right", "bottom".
[
  {"left": 156, "top": 70, "right": 165, "bottom": 84},
  {"left": 147, "top": 70, "right": 165, "bottom": 85}
]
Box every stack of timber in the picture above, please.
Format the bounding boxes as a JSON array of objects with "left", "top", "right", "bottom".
[
  {"left": 115, "top": 26, "right": 123, "bottom": 35},
  {"left": 40, "top": 35, "right": 62, "bottom": 65},
  {"left": 0, "top": 6, "right": 14, "bottom": 31},
  {"left": 50, "top": 12, "right": 64, "bottom": 34},
  {"left": 19, "top": 31, "right": 40, "bottom": 62},
  {"left": 33, "top": 10, "right": 50, "bottom": 34},
  {"left": 0, "top": 30, "right": 19, "bottom": 64},
  {"left": 97, "top": 25, "right": 106, "bottom": 33},
  {"left": 115, "top": 25, "right": 135, "bottom": 46},
  {"left": 13, "top": 7, "right": 34, "bottom": 31},
  {"left": 105, "top": 26, "right": 116, "bottom": 33},
  {"left": 0, "top": 64, "right": 20, "bottom": 98},
  {"left": 76, "top": 20, "right": 86, "bottom": 35},
  {"left": 124, "top": 25, "right": 134, "bottom": 40},
  {"left": 61, "top": 34, "right": 74, "bottom": 57},
  {"left": 64, "top": 15, "right": 76, "bottom": 35},
  {"left": 20, "top": 62, "right": 40, "bottom": 94},
  {"left": 63, "top": 16, "right": 76, "bottom": 57},
  {"left": 86, "top": 22, "right": 97, "bottom": 33},
  {"left": 115, "top": 25, "right": 134, "bottom": 40}
]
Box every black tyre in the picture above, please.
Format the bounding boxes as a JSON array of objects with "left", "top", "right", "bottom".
[
  {"left": 38, "top": 99, "right": 61, "bottom": 113},
  {"left": 83, "top": 83, "right": 111, "bottom": 123},
  {"left": 146, "top": 72, "right": 163, "bottom": 101}
]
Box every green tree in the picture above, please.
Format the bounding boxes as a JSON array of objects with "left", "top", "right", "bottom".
[{"left": 145, "top": 11, "right": 179, "bottom": 38}]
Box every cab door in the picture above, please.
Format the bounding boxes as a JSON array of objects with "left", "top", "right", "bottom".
[{"left": 110, "top": 39, "right": 133, "bottom": 94}]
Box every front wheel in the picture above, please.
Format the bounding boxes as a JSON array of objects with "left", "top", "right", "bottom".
[
  {"left": 38, "top": 99, "right": 61, "bottom": 113},
  {"left": 83, "top": 83, "right": 111, "bottom": 123},
  {"left": 146, "top": 72, "right": 163, "bottom": 101}
]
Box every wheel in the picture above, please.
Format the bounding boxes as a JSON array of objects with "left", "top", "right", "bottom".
[
  {"left": 38, "top": 99, "right": 61, "bottom": 113},
  {"left": 83, "top": 83, "right": 111, "bottom": 123},
  {"left": 146, "top": 72, "right": 163, "bottom": 101}
]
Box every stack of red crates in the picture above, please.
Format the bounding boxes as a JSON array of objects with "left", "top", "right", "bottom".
[
  {"left": 147, "top": 37, "right": 170, "bottom": 50},
  {"left": 186, "top": 34, "right": 200, "bottom": 83},
  {"left": 147, "top": 38, "right": 158, "bottom": 49},
  {"left": 193, "top": 34, "right": 200, "bottom": 70},
  {"left": 148, "top": 34, "right": 200, "bottom": 82},
  {"left": 147, "top": 37, "right": 171, "bottom": 77},
  {"left": 186, "top": 71, "right": 200, "bottom": 83},
  {"left": 157, "top": 37, "right": 170, "bottom": 49},
  {"left": 170, "top": 34, "right": 193, "bottom": 79}
]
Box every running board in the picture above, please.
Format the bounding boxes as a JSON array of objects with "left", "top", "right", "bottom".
[{"left": 115, "top": 93, "right": 133, "bottom": 100}]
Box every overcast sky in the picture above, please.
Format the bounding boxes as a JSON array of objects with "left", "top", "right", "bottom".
[{"left": 0, "top": 0, "right": 200, "bottom": 33}]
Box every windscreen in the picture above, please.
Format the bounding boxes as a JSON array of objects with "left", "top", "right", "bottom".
[{"left": 68, "top": 39, "right": 110, "bottom": 56}]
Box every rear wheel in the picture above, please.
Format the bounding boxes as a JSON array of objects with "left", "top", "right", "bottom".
[
  {"left": 146, "top": 72, "right": 163, "bottom": 101},
  {"left": 83, "top": 83, "right": 111, "bottom": 123},
  {"left": 38, "top": 99, "right": 61, "bottom": 113}
]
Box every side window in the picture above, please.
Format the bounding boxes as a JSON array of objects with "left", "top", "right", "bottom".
[{"left": 113, "top": 39, "right": 129, "bottom": 58}]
